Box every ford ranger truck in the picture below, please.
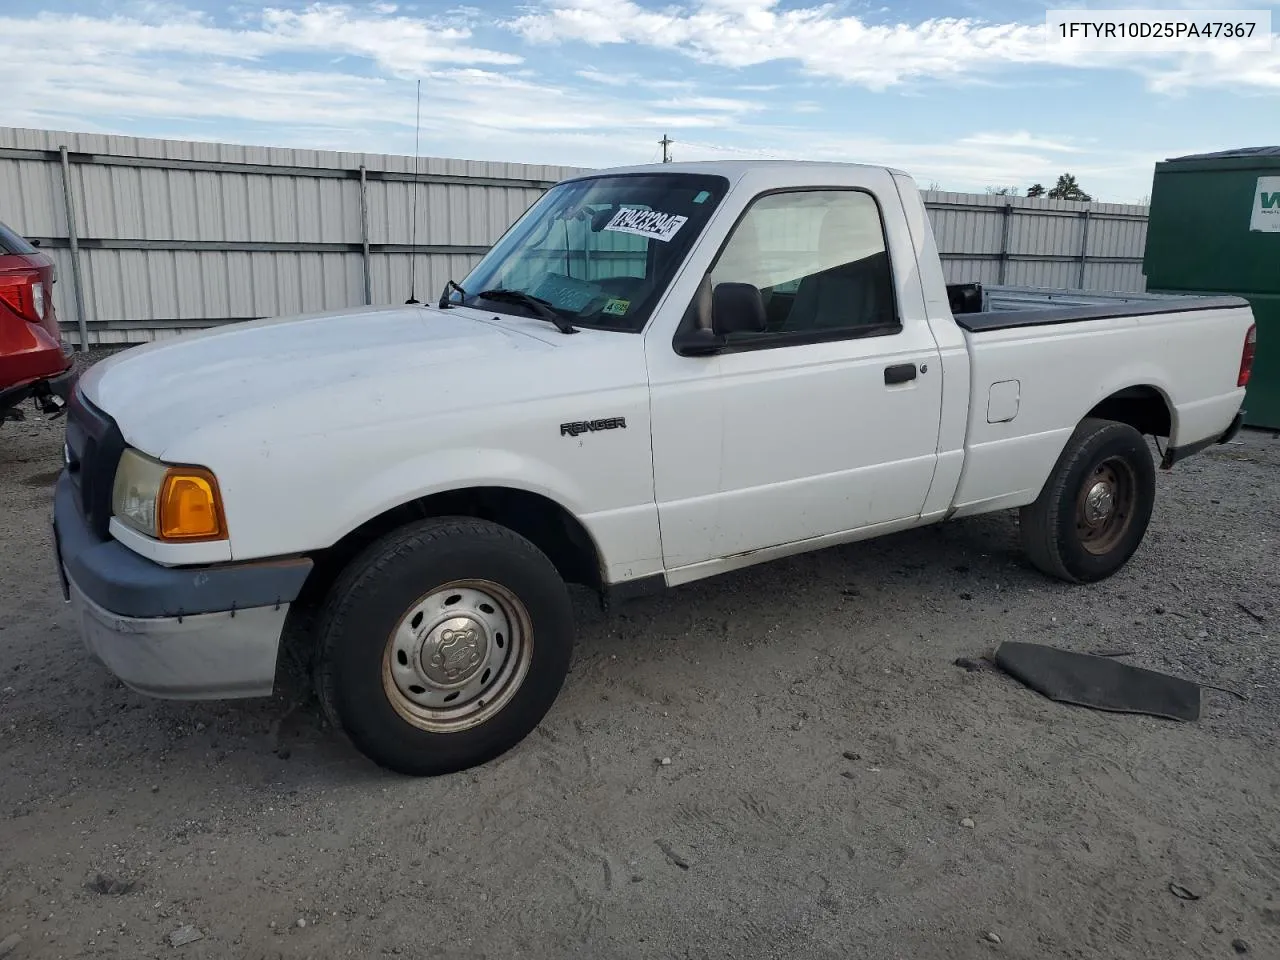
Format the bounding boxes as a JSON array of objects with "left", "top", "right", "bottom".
[{"left": 52, "top": 161, "right": 1254, "bottom": 776}]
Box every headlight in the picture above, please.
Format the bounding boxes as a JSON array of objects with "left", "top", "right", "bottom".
[{"left": 111, "top": 448, "right": 227, "bottom": 542}]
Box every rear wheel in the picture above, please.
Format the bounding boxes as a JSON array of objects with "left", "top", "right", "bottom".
[
  {"left": 1019, "top": 418, "right": 1155, "bottom": 583},
  {"left": 315, "top": 517, "right": 575, "bottom": 776}
]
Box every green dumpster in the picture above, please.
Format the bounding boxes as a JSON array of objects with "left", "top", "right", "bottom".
[{"left": 1143, "top": 146, "right": 1280, "bottom": 429}]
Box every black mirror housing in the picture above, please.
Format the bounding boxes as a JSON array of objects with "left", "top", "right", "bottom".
[
  {"left": 711, "top": 282, "right": 767, "bottom": 336},
  {"left": 672, "top": 326, "right": 724, "bottom": 357}
]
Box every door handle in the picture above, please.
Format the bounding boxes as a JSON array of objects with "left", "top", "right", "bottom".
[{"left": 884, "top": 363, "right": 917, "bottom": 385}]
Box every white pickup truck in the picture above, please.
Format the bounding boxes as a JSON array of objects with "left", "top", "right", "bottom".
[{"left": 53, "top": 160, "right": 1255, "bottom": 776}]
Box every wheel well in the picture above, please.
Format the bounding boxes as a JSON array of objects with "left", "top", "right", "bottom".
[
  {"left": 280, "top": 488, "right": 603, "bottom": 669},
  {"left": 1086, "top": 386, "right": 1172, "bottom": 439}
]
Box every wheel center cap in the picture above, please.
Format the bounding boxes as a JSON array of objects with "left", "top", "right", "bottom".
[
  {"left": 1085, "top": 481, "right": 1115, "bottom": 524},
  {"left": 420, "top": 616, "right": 489, "bottom": 687}
]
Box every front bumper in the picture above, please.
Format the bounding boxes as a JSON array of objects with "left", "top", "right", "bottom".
[
  {"left": 67, "top": 578, "right": 297, "bottom": 699},
  {"left": 53, "top": 470, "right": 313, "bottom": 700}
]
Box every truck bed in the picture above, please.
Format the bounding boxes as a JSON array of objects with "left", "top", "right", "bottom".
[{"left": 946, "top": 283, "right": 1249, "bottom": 333}]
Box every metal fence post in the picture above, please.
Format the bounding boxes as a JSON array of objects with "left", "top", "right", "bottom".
[
  {"left": 58, "top": 146, "right": 89, "bottom": 351},
  {"left": 1078, "top": 209, "right": 1092, "bottom": 290},
  {"left": 358, "top": 164, "right": 372, "bottom": 306},
  {"left": 997, "top": 201, "right": 1013, "bottom": 284}
]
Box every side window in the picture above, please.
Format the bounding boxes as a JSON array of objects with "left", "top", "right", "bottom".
[{"left": 707, "top": 190, "right": 898, "bottom": 337}]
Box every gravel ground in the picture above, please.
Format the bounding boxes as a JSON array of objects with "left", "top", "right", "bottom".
[{"left": 1, "top": 353, "right": 1278, "bottom": 960}]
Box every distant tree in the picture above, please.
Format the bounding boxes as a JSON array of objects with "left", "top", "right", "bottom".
[
  {"left": 1026, "top": 183, "right": 1046, "bottom": 198},
  {"left": 924, "top": 180, "right": 943, "bottom": 192},
  {"left": 985, "top": 186, "right": 1020, "bottom": 196},
  {"left": 1046, "top": 173, "right": 1092, "bottom": 202}
]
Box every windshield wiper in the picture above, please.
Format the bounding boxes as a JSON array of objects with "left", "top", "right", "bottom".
[
  {"left": 438, "top": 279, "right": 467, "bottom": 310},
  {"left": 476, "top": 288, "right": 577, "bottom": 334}
]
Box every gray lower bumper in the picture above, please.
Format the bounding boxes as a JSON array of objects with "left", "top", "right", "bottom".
[
  {"left": 53, "top": 468, "right": 313, "bottom": 700},
  {"left": 68, "top": 575, "right": 290, "bottom": 699}
]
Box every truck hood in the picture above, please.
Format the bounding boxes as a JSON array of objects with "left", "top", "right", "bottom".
[{"left": 78, "top": 304, "right": 603, "bottom": 456}]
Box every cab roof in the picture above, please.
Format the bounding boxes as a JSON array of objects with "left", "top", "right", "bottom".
[{"left": 557, "top": 158, "right": 912, "bottom": 185}]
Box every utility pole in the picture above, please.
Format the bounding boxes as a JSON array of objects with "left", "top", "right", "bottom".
[{"left": 659, "top": 134, "right": 673, "bottom": 163}]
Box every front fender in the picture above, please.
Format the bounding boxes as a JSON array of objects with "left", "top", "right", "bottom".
[
  {"left": 317, "top": 443, "right": 664, "bottom": 584},
  {"left": 334, "top": 445, "right": 596, "bottom": 543}
]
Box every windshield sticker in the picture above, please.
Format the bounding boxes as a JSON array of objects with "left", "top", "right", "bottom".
[
  {"left": 602, "top": 298, "right": 630, "bottom": 317},
  {"left": 603, "top": 208, "right": 689, "bottom": 243},
  {"left": 531, "top": 274, "right": 600, "bottom": 313}
]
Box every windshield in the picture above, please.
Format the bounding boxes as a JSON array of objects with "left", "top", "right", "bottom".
[{"left": 452, "top": 173, "right": 730, "bottom": 332}]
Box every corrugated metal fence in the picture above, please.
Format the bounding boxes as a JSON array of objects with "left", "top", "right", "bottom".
[
  {"left": 0, "top": 126, "right": 1150, "bottom": 346},
  {"left": 925, "top": 190, "right": 1149, "bottom": 293}
]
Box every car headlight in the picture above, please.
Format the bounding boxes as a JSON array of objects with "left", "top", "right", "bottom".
[{"left": 111, "top": 448, "right": 227, "bottom": 542}]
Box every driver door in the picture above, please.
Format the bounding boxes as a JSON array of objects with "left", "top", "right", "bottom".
[{"left": 649, "top": 186, "right": 944, "bottom": 570}]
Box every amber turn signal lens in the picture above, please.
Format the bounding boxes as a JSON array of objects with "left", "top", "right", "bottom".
[{"left": 158, "top": 469, "right": 225, "bottom": 541}]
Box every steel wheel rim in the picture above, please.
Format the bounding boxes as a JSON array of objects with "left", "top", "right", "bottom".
[
  {"left": 1075, "top": 456, "right": 1136, "bottom": 555},
  {"left": 381, "top": 579, "right": 533, "bottom": 733}
]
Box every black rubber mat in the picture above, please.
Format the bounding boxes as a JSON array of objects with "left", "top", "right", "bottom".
[{"left": 994, "top": 641, "right": 1201, "bottom": 721}]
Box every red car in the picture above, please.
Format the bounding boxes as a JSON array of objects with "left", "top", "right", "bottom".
[{"left": 0, "top": 220, "right": 74, "bottom": 422}]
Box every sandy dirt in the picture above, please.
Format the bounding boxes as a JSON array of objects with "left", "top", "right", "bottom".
[{"left": 1, "top": 363, "right": 1278, "bottom": 960}]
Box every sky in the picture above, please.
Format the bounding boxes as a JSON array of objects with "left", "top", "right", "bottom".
[{"left": 1, "top": 0, "right": 1277, "bottom": 202}]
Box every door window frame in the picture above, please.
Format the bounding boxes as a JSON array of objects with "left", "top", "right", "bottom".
[{"left": 671, "top": 186, "right": 905, "bottom": 355}]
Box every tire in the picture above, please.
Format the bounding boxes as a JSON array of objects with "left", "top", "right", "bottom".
[
  {"left": 314, "top": 516, "right": 575, "bottom": 776},
  {"left": 1019, "top": 417, "right": 1156, "bottom": 584}
]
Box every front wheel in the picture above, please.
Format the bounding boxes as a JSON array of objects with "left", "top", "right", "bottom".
[
  {"left": 314, "top": 517, "right": 575, "bottom": 776},
  {"left": 1019, "top": 417, "right": 1156, "bottom": 584}
]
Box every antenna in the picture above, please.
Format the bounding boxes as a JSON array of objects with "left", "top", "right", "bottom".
[
  {"left": 406, "top": 78, "right": 422, "bottom": 304},
  {"left": 659, "top": 133, "right": 673, "bottom": 163}
]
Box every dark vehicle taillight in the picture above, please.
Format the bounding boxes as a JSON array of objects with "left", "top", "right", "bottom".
[
  {"left": 0, "top": 268, "right": 46, "bottom": 324},
  {"left": 1239, "top": 323, "right": 1257, "bottom": 388}
]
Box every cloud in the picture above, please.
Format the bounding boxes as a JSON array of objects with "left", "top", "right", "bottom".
[
  {"left": 259, "top": 4, "right": 522, "bottom": 72},
  {"left": 574, "top": 68, "right": 694, "bottom": 90},
  {"left": 960, "top": 132, "right": 1092, "bottom": 154},
  {"left": 0, "top": 3, "right": 519, "bottom": 76},
  {"left": 575, "top": 68, "right": 635, "bottom": 87},
  {"left": 510, "top": 0, "right": 1280, "bottom": 93},
  {"left": 0, "top": 0, "right": 1266, "bottom": 204},
  {"left": 510, "top": 0, "right": 1060, "bottom": 89},
  {"left": 0, "top": 3, "right": 746, "bottom": 158},
  {"left": 650, "top": 96, "right": 763, "bottom": 113},
  {"left": 1140, "top": 48, "right": 1280, "bottom": 93}
]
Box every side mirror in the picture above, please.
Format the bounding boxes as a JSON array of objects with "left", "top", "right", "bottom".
[
  {"left": 671, "top": 282, "right": 767, "bottom": 357},
  {"left": 672, "top": 326, "right": 724, "bottom": 357},
  {"left": 711, "top": 282, "right": 766, "bottom": 336}
]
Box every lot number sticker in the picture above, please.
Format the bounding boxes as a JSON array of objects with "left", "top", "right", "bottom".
[
  {"left": 604, "top": 208, "right": 688, "bottom": 242},
  {"left": 1251, "top": 176, "right": 1280, "bottom": 233}
]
